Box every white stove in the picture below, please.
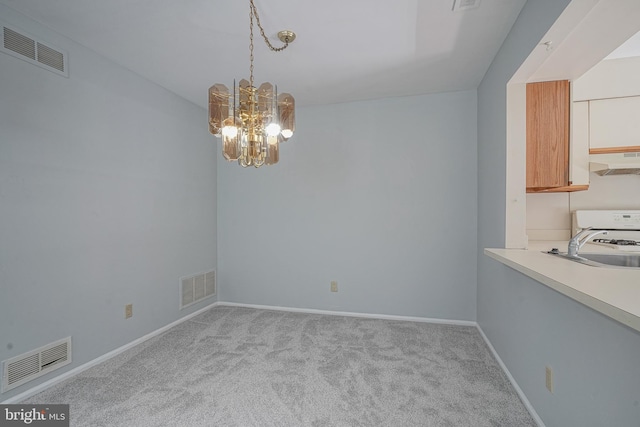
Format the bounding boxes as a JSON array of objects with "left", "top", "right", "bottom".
[{"left": 572, "top": 210, "right": 640, "bottom": 252}]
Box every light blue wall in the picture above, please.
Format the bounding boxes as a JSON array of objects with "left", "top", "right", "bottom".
[
  {"left": 217, "top": 91, "right": 478, "bottom": 321},
  {"left": 0, "top": 5, "right": 217, "bottom": 401},
  {"left": 477, "top": 1, "right": 640, "bottom": 426},
  {"left": 7, "top": 0, "right": 638, "bottom": 422}
]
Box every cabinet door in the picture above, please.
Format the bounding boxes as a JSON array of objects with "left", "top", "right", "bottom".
[
  {"left": 570, "top": 101, "right": 590, "bottom": 186},
  {"left": 526, "top": 80, "right": 570, "bottom": 190},
  {"left": 589, "top": 96, "right": 640, "bottom": 152}
]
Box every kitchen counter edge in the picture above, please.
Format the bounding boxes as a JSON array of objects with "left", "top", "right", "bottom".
[{"left": 484, "top": 245, "right": 640, "bottom": 333}]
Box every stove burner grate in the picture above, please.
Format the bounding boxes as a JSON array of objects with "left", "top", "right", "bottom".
[{"left": 592, "top": 238, "right": 640, "bottom": 246}]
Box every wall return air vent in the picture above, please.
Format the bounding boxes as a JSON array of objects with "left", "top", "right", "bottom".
[
  {"left": 452, "top": 0, "right": 481, "bottom": 12},
  {"left": 2, "top": 337, "right": 72, "bottom": 393},
  {"left": 180, "top": 270, "right": 216, "bottom": 309},
  {"left": 1, "top": 22, "right": 68, "bottom": 77}
]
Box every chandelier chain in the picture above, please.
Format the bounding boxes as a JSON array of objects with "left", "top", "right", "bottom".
[
  {"left": 249, "top": 0, "right": 291, "bottom": 52},
  {"left": 249, "top": 1, "right": 254, "bottom": 90}
]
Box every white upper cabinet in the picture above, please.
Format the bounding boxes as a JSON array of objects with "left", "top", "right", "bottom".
[
  {"left": 589, "top": 97, "right": 640, "bottom": 150},
  {"left": 573, "top": 56, "right": 640, "bottom": 152}
]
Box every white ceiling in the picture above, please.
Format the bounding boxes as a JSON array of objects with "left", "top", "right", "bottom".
[
  {"left": 606, "top": 30, "right": 640, "bottom": 59},
  {"left": 0, "top": 0, "right": 528, "bottom": 108}
]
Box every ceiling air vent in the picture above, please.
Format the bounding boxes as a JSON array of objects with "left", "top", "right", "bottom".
[
  {"left": 1, "top": 337, "right": 72, "bottom": 392},
  {"left": 1, "top": 22, "right": 68, "bottom": 77}
]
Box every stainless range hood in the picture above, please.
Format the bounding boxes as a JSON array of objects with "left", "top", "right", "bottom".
[{"left": 589, "top": 152, "right": 640, "bottom": 176}]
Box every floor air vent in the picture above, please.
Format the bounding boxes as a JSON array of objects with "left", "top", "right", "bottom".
[
  {"left": 2, "top": 337, "right": 72, "bottom": 393},
  {"left": 180, "top": 270, "right": 216, "bottom": 309},
  {"left": 1, "top": 22, "right": 68, "bottom": 77}
]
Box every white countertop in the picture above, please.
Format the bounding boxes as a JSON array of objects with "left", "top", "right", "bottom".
[{"left": 485, "top": 241, "right": 640, "bottom": 333}]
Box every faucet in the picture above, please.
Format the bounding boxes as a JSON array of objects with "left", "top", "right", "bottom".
[{"left": 567, "top": 227, "right": 608, "bottom": 257}]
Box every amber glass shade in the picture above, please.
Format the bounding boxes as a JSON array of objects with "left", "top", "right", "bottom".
[
  {"left": 208, "top": 84, "right": 230, "bottom": 135},
  {"left": 221, "top": 117, "right": 242, "bottom": 161},
  {"left": 238, "top": 79, "right": 252, "bottom": 114},
  {"left": 257, "top": 83, "right": 275, "bottom": 115},
  {"left": 278, "top": 93, "right": 295, "bottom": 140},
  {"left": 266, "top": 135, "right": 279, "bottom": 165}
]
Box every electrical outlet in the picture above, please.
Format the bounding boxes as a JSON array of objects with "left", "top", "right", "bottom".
[
  {"left": 125, "top": 304, "right": 133, "bottom": 319},
  {"left": 330, "top": 281, "right": 338, "bottom": 292},
  {"left": 545, "top": 366, "right": 554, "bottom": 393}
]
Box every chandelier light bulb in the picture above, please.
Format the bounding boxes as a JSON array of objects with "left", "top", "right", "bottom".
[
  {"left": 221, "top": 124, "right": 238, "bottom": 138},
  {"left": 265, "top": 123, "right": 281, "bottom": 136},
  {"left": 281, "top": 129, "right": 293, "bottom": 139}
]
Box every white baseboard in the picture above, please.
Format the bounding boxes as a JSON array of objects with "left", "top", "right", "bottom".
[
  {"left": 476, "top": 325, "right": 545, "bottom": 427},
  {"left": 1, "top": 302, "right": 220, "bottom": 404},
  {"left": 217, "top": 301, "right": 478, "bottom": 327}
]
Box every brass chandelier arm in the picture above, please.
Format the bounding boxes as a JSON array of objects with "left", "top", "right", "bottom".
[{"left": 249, "top": 0, "right": 292, "bottom": 52}]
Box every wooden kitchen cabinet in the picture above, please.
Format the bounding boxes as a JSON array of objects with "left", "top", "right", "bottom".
[{"left": 526, "top": 80, "right": 589, "bottom": 193}]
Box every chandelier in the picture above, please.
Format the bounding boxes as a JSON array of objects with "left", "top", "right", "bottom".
[{"left": 208, "top": 0, "right": 296, "bottom": 168}]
